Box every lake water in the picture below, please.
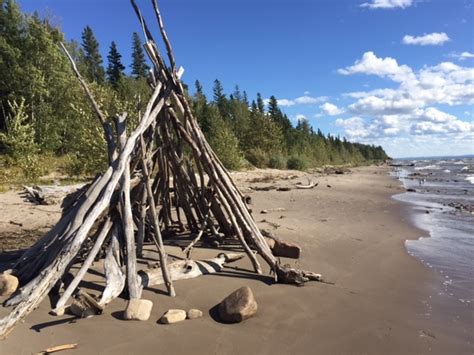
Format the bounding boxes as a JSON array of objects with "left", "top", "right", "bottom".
[{"left": 391, "top": 156, "right": 474, "bottom": 308}]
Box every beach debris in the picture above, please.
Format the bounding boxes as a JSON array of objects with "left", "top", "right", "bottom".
[
  {"left": 0, "top": 274, "right": 19, "bottom": 297},
  {"left": 327, "top": 184, "right": 332, "bottom": 188},
  {"left": 160, "top": 309, "right": 187, "bottom": 324},
  {"left": 0, "top": 0, "right": 322, "bottom": 338},
  {"left": 250, "top": 185, "right": 277, "bottom": 191},
  {"left": 243, "top": 195, "right": 252, "bottom": 205},
  {"left": 296, "top": 180, "right": 318, "bottom": 189},
  {"left": 260, "top": 208, "right": 286, "bottom": 214},
  {"left": 407, "top": 188, "right": 416, "bottom": 192},
  {"left": 22, "top": 185, "right": 83, "bottom": 205},
  {"left": 218, "top": 286, "right": 258, "bottom": 323},
  {"left": 124, "top": 299, "right": 153, "bottom": 321},
  {"left": 8, "top": 221, "right": 23, "bottom": 227},
  {"left": 38, "top": 343, "right": 78, "bottom": 354},
  {"left": 68, "top": 290, "right": 103, "bottom": 318},
  {"left": 187, "top": 309, "right": 203, "bottom": 320},
  {"left": 140, "top": 253, "right": 244, "bottom": 288},
  {"left": 276, "top": 187, "right": 291, "bottom": 192}
]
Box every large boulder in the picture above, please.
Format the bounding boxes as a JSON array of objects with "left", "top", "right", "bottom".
[
  {"left": 0, "top": 273, "right": 19, "bottom": 297},
  {"left": 218, "top": 286, "right": 257, "bottom": 323},
  {"left": 124, "top": 299, "right": 153, "bottom": 321},
  {"left": 272, "top": 240, "right": 301, "bottom": 259},
  {"left": 159, "top": 309, "right": 187, "bottom": 324}
]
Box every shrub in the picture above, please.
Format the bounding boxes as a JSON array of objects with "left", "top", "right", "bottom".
[
  {"left": 287, "top": 155, "right": 308, "bottom": 171},
  {"left": 245, "top": 148, "right": 268, "bottom": 168},
  {"left": 0, "top": 99, "right": 42, "bottom": 179},
  {"left": 268, "top": 154, "right": 287, "bottom": 169}
]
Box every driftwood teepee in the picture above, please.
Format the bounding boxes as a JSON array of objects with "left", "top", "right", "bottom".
[{"left": 0, "top": 0, "right": 320, "bottom": 338}]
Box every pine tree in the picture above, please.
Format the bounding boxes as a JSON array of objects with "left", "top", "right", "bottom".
[
  {"left": 106, "top": 41, "right": 125, "bottom": 89},
  {"left": 267, "top": 96, "right": 280, "bottom": 119},
  {"left": 212, "top": 79, "right": 227, "bottom": 118},
  {"left": 81, "top": 25, "right": 105, "bottom": 83},
  {"left": 130, "top": 32, "right": 149, "bottom": 78},
  {"left": 256, "top": 93, "right": 265, "bottom": 113}
]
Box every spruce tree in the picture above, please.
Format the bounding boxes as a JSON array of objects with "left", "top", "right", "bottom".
[
  {"left": 130, "top": 32, "right": 149, "bottom": 78},
  {"left": 256, "top": 93, "right": 265, "bottom": 113},
  {"left": 106, "top": 41, "right": 125, "bottom": 89},
  {"left": 213, "top": 79, "right": 227, "bottom": 118},
  {"left": 81, "top": 26, "right": 105, "bottom": 83}
]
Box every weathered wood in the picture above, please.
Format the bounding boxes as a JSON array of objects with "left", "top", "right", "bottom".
[
  {"left": 99, "top": 227, "right": 125, "bottom": 306},
  {"left": 141, "top": 253, "right": 244, "bottom": 287}
]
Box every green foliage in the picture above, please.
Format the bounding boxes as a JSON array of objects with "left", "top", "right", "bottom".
[
  {"left": 130, "top": 32, "right": 149, "bottom": 79},
  {"left": 203, "top": 105, "right": 243, "bottom": 171},
  {"left": 268, "top": 154, "right": 286, "bottom": 169},
  {"left": 106, "top": 41, "right": 125, "bottom": 89},
  {"left": 81, "top": 25, "right": 105, "bottom": 83},
  {"left": 287, "top": 155, "right": 308, "bottom": 171},
  {"left": 245, "top": 148, "right": 268, "bottom": 168},
  {"left": 0, "top": 99, "right": 41, "bottom": 178},
  {"left": 0, "top": 0, "right": 389, "bottom": 180}
]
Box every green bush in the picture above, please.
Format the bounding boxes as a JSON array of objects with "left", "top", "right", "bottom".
[
  {"left": 245, "top": 148, "right": 268, "bottom": 168},
  {"left": 287, "top": 155, "right": 308, "bottom": 171},
  {"left": 268, "top": 154, "right": 287, "bottom": 169},
  {"left": 0, "top": 99, "right": 42, "bottom": 179}
]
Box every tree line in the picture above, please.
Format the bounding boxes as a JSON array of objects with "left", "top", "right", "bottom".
[{"left": 0, "top": 0, "right": 388, "bottom": 180}]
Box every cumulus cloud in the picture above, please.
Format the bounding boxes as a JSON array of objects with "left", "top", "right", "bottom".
[
  {"left": 275, "top": 95, "right": 328, "bottom": 107},
  {"left": 337, "top": 51, "right": 415, "bottom": 82},
  {"left": 341, "top": 53, "right": 474, "bottom": 114},
  {"left": 402, "top": 32, "right": 450, "bottom": 46},
  {"left": 319, "top": 102, "right": 344, "bottom": 116},
  {"left": 360, "top": 0, "right": 413, "bottom": 9},
  {"left": 449, "top": 51, "right": 474, "bottom": 61},
  {"left": 336, "top": 52, "right": 474, "bottom": 152}
]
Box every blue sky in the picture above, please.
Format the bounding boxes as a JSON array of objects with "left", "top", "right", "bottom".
[{"left": 18, "top": 0, "right": 473, "bottom": 158}]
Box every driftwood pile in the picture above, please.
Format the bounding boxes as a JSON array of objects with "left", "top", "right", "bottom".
[{"left": 0, "top": 0, "right": 321, "bottom": 338}]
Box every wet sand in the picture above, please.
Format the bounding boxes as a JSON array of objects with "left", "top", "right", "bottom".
[{"left": 0, "top": 166, "right": 471, "bottom": 354}]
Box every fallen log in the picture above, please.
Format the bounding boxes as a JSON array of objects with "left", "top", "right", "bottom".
[{"left": 140, "top": 253, "right": 244, "bottom": 287}]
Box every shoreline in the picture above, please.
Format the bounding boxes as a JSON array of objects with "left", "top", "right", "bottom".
[{"left": 0, "top": 166, "right": 471, "bottom": 354}]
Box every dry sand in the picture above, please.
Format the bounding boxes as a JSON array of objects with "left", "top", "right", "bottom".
[{"left": 0, "top": 166, "right": 471, "bottom": 354}]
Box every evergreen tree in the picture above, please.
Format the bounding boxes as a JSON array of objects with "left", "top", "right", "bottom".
[
  {"left": 256, "top": 92, "right": 265, "bottom": 113},
  {"left": 212, "top": 79, "right": 227, "bottom": 118},
  {"left": 81, "top": 25, "right": 105, "bottom": 83},
  {"left": 130, "top": 32, "right": 149, "bottom": 78},
  {"left": 106, "top": 41, "right": 125, "bottom": 89},
  {"left": 267, "top": 96, "right": 280, "bottom": 120}
]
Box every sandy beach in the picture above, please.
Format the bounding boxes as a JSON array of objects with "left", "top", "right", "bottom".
[{"left": 0, "top": 166, "right": 471, "bottom": 354}]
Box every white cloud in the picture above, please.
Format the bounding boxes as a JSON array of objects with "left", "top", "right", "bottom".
[
  {"left": 295, "top": 114, "right": 308, "bottom": 124},
  {"left": 319, "top": 102, "right": 344, "bottom": 116},
  {"left": 449, "top": 52, "right": 474, "bottom": 61},
  {"left": 360, "top": 0, "right": 413, "bottom": 9},
  {"left": 402, "top": 32, "right": 450, "bottom": 46},
  {"left": 336, "top": 52, "right": 474, "bottom": 156},
  {"left": 340, "top": 53, "right": 474, "bottom": 115},
  {"left": 275, "top": 95, "right": 328, "bottom": 107},
  {"left": 338, "top": 51, "right": 415, "bottom": 82}
]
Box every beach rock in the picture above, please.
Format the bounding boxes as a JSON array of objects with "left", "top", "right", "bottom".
[
  {"left": 264, "top": 236, "right": 276, "bottom": 249},
  {"left": 187, "top": 309, "right": 203, "bottom": 319},
  {"left": 272, "top": 240, "right": 301, "bottom": 259},
  {"left": 124, "top": 299, "right": 153, "bottom": 321},
  {"left": 0, "top": 273, "right": 19, "bottom": 297},
  {"left": 218, "top": 286, "right": 257, "bottom": 323},
  {"left": 160, "top": 309, "right": 187, "bottom": 324}
]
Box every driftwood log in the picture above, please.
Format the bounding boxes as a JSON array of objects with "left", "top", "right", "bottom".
[{"left": 0, "top": 0, "right": 322, "bottom": 338}]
